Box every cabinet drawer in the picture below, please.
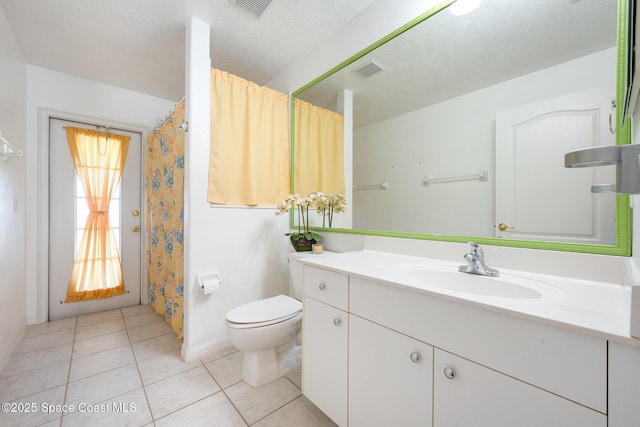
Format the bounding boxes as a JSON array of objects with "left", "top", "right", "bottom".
[
  {"left": 350, "top": 276, "right": 607, "bottom": 413},
  {"left": 303, "top": 266, "right": 348, "bottom": 311},
  {"left": 434, "top": 349, "right": 606, "bottom": 427}
]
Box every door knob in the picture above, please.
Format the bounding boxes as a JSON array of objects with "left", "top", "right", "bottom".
[
  {"left": 132, "top": 210, "right": 140, "bottom": 217},
  {"left": 497, "top": 223, "right": 514, "bottom": 232},
  {"left": 333, "top": 318, "right": 341, "bottom": 326},
  {"left": 131, "top": 225, "right": 140, "bottom": 233},
  {"left": 409, "top": 352, "right": 420, "bottom": 363}
]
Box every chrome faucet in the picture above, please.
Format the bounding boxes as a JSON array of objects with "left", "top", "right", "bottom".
[{"left": 458, "top": 242, "right": 499, "bottom": 277}]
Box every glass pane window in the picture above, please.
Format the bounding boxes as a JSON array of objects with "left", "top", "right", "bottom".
[{"left": 75, "top": 176, "right": 121, "bottom": 254}]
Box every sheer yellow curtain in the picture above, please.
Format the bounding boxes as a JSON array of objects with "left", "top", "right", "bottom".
[
  {"left": 208, "top": 68, "right": 289, "bottom": 205},
  {"left": 294, "top": 98, "right": 345, "bottom": 195},
  {"left": 64, "top": 127, "right": 130, "bottom": 302}
]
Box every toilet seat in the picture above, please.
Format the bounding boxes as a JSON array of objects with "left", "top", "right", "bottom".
[{"left": 226, "top": 295, "right": 302, "bottom": 329}]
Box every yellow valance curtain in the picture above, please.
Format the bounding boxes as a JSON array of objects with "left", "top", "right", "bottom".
[
  {"left": 64, "top": 126, "right": 130, "bottom": 302},
  {"left": 208, "top": 68, "right": 290, "bottom": 206},
  {"left": 294, "top": 98, "right": 345, "bottom": 195}
]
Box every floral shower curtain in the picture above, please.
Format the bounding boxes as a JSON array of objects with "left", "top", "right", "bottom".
[{"left": 145, "top": 101, "right": 185, "bottom": 338}]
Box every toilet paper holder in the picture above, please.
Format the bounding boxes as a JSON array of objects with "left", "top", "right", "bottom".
[{"left": 196, "top": 272, "right": 223, "bottom": 294}]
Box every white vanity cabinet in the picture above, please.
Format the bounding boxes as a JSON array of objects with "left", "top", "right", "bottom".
[
  {"left": 302, "top": 266, "right": 349, "bottom": 427},
  {"left": 348, "top": 314, "right": 433, "bottom": 427},
  {"left": 302, "top": 264, "right": 609, "bottom": 426}
]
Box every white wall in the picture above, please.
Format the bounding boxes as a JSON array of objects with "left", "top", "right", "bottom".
[
  {"left": 25, "top": 66, "right": 176, "bottom": 324},
  {"left": 0, "top": 5, "right": 27, "bottom": 370},
  {"left": 353, "top": 48, "right": 615, "bottom": 235},
  {"left": 182, "top": 19, "right": 291, "bottom": 361}
]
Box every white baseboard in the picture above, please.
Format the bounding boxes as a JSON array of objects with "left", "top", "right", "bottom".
[
  {"left": 0, "top": 317, "right": 27, "bottom": 374},
  {"left": 26, "top": 314, "right": 40, "bottom": 325},
  {"left": 181, "top": 338, "right": 234, "bottom": 363}
]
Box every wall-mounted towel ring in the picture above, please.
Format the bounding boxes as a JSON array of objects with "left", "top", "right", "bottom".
[
  {"left": 609, "top": 99, "right": 616, "bottom": 134},
  {"left": 0, "top": 131, "right": 23, "bottom": 161}
]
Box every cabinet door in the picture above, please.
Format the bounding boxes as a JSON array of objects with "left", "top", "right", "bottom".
[
  {"left": 434, "top": 349, "right": 606, "bottom": 427},
  {"left": 609, "top": 342, "right": 640, "bottom": 427},
  {"left": 349, "top": 315, "right": 433, "bottom": 427},
  {"left": 303, "top": 296, "right": 348, "bottom": 426}
]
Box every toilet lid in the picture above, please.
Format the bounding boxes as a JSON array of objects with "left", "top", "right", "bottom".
[{"left": 226, "top": 295, "right": 302, "bottom": 324}]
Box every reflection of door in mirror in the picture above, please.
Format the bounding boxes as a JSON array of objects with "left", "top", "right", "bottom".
[{"left": 495, "top": 84, "right": 616, "bottom": 245}]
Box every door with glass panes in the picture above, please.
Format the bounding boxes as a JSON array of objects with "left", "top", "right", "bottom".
[{"left": 48, "top": 118, "right": 142, "bottom": 320}]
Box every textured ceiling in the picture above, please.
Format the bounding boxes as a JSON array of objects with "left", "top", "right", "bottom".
[
  {"left": 0, "top": 0, "right": 377, "bottom": 101},
  {"left": 297, "top": 0, "right": 618, "bottom": 128}
]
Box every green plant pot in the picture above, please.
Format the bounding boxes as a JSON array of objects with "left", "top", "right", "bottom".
[{"left": 291, "top": 234, "right": 316, "bottom": 252}]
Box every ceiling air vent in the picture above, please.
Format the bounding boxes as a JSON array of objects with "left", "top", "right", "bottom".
[
  {"left": 229, "top": 0, "right": 273, "bottom": 19},
  {"left": 353, "top": 60, "right": 386, "bottom": 78}
]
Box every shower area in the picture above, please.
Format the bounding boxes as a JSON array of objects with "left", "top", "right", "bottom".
[{"left": 145, "top": 100, "right": 185, "bottom": 338}]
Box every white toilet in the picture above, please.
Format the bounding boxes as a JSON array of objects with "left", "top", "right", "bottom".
[{"left": 225, "top": 251, "right": 314, "bottom": 387}]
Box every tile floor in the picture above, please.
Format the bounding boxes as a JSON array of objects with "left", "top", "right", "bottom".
[{"left": 0, "top": 305, "right": 336, "bottom": 427}]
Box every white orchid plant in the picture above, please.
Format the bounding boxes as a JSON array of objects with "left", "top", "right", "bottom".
[
  {"left": 309, "top": 192, "right": 348, "bottom": 228},
  {"left": 275, "top": 192, "right": 348, "bottom": 248}
]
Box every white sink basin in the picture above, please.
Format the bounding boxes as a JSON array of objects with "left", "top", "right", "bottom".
[{"left": 398, "top": 266, "right": 561, "bottom": 299}]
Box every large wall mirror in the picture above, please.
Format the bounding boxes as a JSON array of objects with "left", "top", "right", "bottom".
[{"left": 293, "top": 0, "right": 631, "bottom": 255}]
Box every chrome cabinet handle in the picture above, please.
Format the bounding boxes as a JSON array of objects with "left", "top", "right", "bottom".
[
  {"left": 409, "top": 352, "right": 420, "bottom": 363},
  {"left": 318, "top": 282, "right": 326, "bottom": 290},
  {"left": 333, "top": 318, "right": 341, "bottom": 326},
  {"left": 444, "top": 367, "right": 455, "bottom": 379}
]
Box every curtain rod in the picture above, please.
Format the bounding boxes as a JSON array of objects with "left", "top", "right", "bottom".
[
  {"left": 56, "top": 118, "right": 131, "bottom": 134},
  {"left": 152, "top": 97, "right": 186, "bottom": 133}
]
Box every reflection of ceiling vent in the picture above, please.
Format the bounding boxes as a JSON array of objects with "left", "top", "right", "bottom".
[
  {"left": 353, "top": 60, "right": 386, "bottom": 78},
  {"left": 229, "top": 0, "right": 273, "bottom": 19}
]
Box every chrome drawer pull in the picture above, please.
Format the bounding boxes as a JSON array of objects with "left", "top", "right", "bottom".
[{"left": 444, "top": 367, "right": 455, "bottom": 379}]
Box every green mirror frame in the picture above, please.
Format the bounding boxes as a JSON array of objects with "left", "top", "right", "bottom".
[{"left": 290, "top": 0, "right": 632, "bottom": 256}]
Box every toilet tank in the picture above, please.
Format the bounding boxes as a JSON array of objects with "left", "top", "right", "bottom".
[{"left": 287, "top": 251, "right": 320, "bottom": 300}]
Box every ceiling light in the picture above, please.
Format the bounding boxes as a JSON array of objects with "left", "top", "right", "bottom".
[{"left": 450, "top": 0, "right": 482, "bottom": 16}]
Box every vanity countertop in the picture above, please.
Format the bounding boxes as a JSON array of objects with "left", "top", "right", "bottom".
[{"left": 300, "top": 250, "right": 640, "bottom": 346}]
